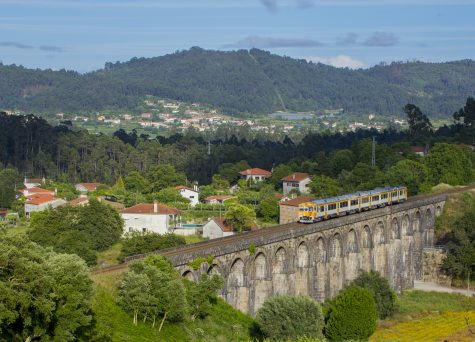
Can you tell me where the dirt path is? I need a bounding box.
[414,281,475,297]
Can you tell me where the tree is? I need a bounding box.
[350,270,398,319]
[424,143,475,185]
[119,232,186,263]
[404,103,433,137]
[224,204,256,232]
[146,164,187,192]
[255,295,325,341]
[117,271,152,325]
[218,160,250,182]
[324,286,377,341]
[268,164,293,188]
[0,235,93,341]
[156,187,190,204]
[0,168,22,208]
[309,174,340,198]
[258,196,279,222]
[386,159,431,195]
[184,275,224,320]
[329,149,355,177]
[453,96,475,127]
[125,171,149,194]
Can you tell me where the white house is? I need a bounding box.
[281,172,311,195]
[24,195,67,218]
[204,195,236,205]
[175,186,199,207]
[120,200,180,235]
[202,218,236,240]
[239,168,272,183]
[75,183,99,194]
[24,177,45,189]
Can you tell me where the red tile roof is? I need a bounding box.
[274,193,284,199]
[211,217,258,232]
[410,146,426,153]
[281,172,310,182]
[25,194,56,205]
[121,203,180,215]
[25,178,44,184]
[205,195,235,202]
[239,168,272,176]
[279,195,315,207]
[175,185,198,192]
[68,197,89,206]
[77,183,99,191]
[20,187,54,195]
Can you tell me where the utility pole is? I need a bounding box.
[371,136,376,167]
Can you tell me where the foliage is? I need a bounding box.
[255,295,325,341]
[28,199,123,265]
[350,270,398,319]
[324,286,377,341]
[184,274,225,320]
[125,171,149,193]
[0,168,22,208]
[43,180,80,201]
[156,187,190,204]
[404,103,433,137]
[0,235,94,341]
[224,204,256,232]
[329,149,355,177]
[218,160,250,182]
[248,243,256,256]
[386,159,431,195]
[119,232,186,262]
[188,255,215,271]
[424,143,475,185]
[309,174,340,198]
[268,164,294,188]
[258,196,279,222]
[453,96,475,127]
[146,164,187,192]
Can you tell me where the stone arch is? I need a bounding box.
[413,211,424,280]
[295,242,310,295]
[345,229,360,283]
[414,211,422,232]
[436,205,443,217]
[314,237,326,301]
[207,264,222,276]
[272,247,292,295]
[391,217,401,240]
[329,233,344,297]
[182,270,196,281]
[424,208,433,246]
[425,208,433,228]
[252,252,271,313]
[226,258,248,313]
[402,214,411,236]
[361,225,373,272]
[373,221,388,277]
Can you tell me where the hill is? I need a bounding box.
[1,47,474,116]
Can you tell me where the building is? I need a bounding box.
[239,168,272,183]
[24,177,45,189]
[279,195,315,224]
[24,195,67,218]
[67,196,89,206]
[281,172,311,195]
[175,186,199,207]
[410,146,427,157]
[19,187,54,198]
[204,195,236,205]
[75,183,99,194]
[202,217,258,240]
[120,200,180,235]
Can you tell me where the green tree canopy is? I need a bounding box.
[258,196,279,222]
[309,174,340,198]
[119,232,186,262]
[125,171,150,194]
[256,295,325,341]
[404,103,433,138]
[155,187,190,204]
[146,164,187,192]
[0,168,22,208]
[268,164,293,188]
[329,149,355,177]
[386,159,431,195]
[224,204,256,232]
[453,96,475,127]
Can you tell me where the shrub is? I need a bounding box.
[119,232,185,262]
[256,295,325,341]
[325,286,377,341]
[350,270,398,319]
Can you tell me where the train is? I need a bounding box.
[298,186,407,223]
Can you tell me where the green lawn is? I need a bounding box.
[397,290,475,315]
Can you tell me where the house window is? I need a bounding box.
[142,228,147,232]
[190,196,195,199]
[128,227,133,232]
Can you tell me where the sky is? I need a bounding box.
[1,0,474,72]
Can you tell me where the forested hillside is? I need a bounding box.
[1,47,474,116]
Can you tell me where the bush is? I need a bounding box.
[350,270,397,319]
[256,295,325,341]
[119,232,186,262]
[324,286,377,341]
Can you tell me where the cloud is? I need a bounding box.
[225,35,322,48]
[0,41,33,49]
[363,32,399,46]
[306,55,366,69]
[337,32,358,45]
[0,41,65,52]
[260,0,277,10]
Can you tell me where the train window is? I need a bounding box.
[392,192,397,197]
[319,206,325,212]
[350,199,358,206]
[362,197,369,204]
[381,193,388,199]
[400,190,404,195]
[340,201,348,208]
[328,203,337,210]
[372,195,379,201]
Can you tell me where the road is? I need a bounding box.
[414,280,475,297]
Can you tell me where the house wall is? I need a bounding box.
[203,220,234,240]
[25,199,67,217]
[279,205,299,224]
[283,178,311,195]
[121,213,170,235]
[179,189,199,207]
[75,184,89,193]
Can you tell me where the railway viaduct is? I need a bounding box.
[155,193,446,315]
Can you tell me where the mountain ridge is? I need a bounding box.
[1,47,474,116]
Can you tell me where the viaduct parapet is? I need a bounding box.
[157,194,446,315]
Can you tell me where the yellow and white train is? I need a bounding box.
[298,186,407,223]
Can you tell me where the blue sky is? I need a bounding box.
[1,0,474,71]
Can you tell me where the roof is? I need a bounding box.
[76,183,99,191]
[210,217,258,232]
[175,185,198,193]
[25,178,43,184]
[25,194,56,205]
[410,146,426,153]
[68,197,89,206]
[279,195,315,207]
[274,193,284,199]
[19,187,53,194]
[281,172,310,182]
[239,168,272,176]
[121,203,180,215]
[205,195,235,201]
